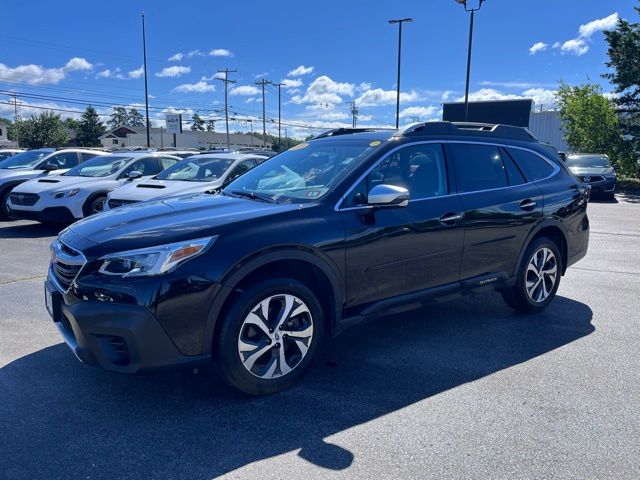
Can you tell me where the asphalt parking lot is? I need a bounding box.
[1,194,639,480]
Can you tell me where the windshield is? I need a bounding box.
[0,149,53,169]
[64,155,131,177]
[155,157,235,182]
[224,139,381,203]
[567,155,611,168]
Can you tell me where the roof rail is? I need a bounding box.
[313,127,394,140]
[399,121,538,142]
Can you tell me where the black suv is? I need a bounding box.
[45,122,590,395]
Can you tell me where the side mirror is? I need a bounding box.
[127,171,143,180]
[367,184,409,207]
[558,152,567,162]
[42,164,58,172]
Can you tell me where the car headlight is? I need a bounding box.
[98,236,217,277]
[51,189,80,199]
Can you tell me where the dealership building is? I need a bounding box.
[442,99,569,152]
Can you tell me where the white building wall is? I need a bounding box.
[529,110,569,152]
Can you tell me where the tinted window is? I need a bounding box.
[566,154,611,168]
[502,148,526,186]
[227,159,257,183]
[81,152,100,161]
[123,157,161,176]
[508,148,554,182]
[346,143,447,205]
[44,152,79,169]
[159,156,179,170]
[451,144,508,193]
[156,157,235,182]
[66,155,131,177]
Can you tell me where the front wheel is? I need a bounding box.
[0,189,12,219]
[502,237,562,313]
[86,195,107,216]
[215,277,324,395]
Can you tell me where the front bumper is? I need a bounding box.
[585,178,616,195]
[45,276,209,373]
[10,206,77,223]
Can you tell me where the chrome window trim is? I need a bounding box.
[335,140,561,211]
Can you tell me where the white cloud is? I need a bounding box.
[529,42,548,55]
[559,39,589,56]
[479,81,555,89]
[456,88,522,102]
[209,48,232,57]
[0,57,93,85]
[168,53,184,62]
[356,88,420,107]
[318,112,349,120]
[187,49,204,58]
[156,65,191,78]
[231,85,260,96]
[292,75,354,107]
[128,65,145,79]
[173,81,216,93]
[579,13,619,38]
[358,82,372,92]
[455,88,558,109]
[399,106,438,119]
[288,65,314,77]
[522,88,557,108]
[96,68,122,79]
[441,90,454,101]
[245,97,256,103]
[281,78,303,89]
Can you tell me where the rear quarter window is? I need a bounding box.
[507,148,554,182]
[450,143,509,193]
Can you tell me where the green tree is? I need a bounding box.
[15,111,69,148]
[603,2,640,174]
[107,106,129,129]
[128,108,145,127]
[556,82,627,166]
[75,106,106,147]
[206,119,215,132]
[63,117,80,131]
[191,114,205,131]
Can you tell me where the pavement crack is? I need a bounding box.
[572,266,640,277]
[0,275,46,285]
[591,231,640,238]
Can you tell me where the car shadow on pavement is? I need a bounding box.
[0,293,593,479]
[0,221,65,239]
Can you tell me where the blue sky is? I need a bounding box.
[0,0,636,138]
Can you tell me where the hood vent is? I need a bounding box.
[137,184,165,189]
[38,179,60,183]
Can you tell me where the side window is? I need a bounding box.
[501,148,526,186]
[159,157,178,170]
[45,152,80,168]
[507,148,554,182]
[345,143,447,206]
[81,152,99,162]
[450,144,508,193]
[123,158,159,176]
[112,139,118,145]
[227,159,257,183]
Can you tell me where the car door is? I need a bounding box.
[448,142,544,281]
[339,142,465,307]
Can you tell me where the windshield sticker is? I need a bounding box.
[369,140,381,147]
[306,190,321,198]
[289,143,309,151]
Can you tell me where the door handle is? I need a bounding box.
[440,212,463,224]
[519,199,536,211]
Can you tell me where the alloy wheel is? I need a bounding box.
[525,247,558,303]
[237,293,314,379]
[92,198,106,214]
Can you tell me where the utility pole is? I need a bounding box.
[216,68,237,149]
[255,78,269,141]
[11,94,19,148]
[348,101,359,128]
[141,12,151,148]
[270,82,284,150]
[388,18,413,129]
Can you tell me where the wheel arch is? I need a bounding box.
[201,247,343,356]
[82,190,111,216]
[517,219,569,276]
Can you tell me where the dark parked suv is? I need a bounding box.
[45,122,590,394]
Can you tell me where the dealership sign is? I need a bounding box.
[166,114,183,134]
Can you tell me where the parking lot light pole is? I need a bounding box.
[141,12,150,148]
[454,0,486,122]
[388,18,413,129]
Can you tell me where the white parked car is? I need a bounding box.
[105,153,267,210]
[0,149,26,161]
[0,148,106,218]
[7,151,180,223]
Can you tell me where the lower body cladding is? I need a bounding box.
[44,272,216,374]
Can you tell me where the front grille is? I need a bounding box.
[10,192,40,206]
[580,175,605,183]
[50,240,85,291]
[108,199,138,209]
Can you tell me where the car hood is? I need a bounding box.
[110,178,220,202]
[568,166,614,176]
[13,175,115,194]
[66,193,300,255]
[0,168,64,183]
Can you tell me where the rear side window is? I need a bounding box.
[81,152,99,161]
[159,156,179,170]
[45,152,80,168]
[507,148,554,182]
[450,143,508,193]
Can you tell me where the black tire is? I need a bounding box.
[501,236,562,313]
[605,192,616,201]
[215,277,324,395]
[0,189,11,219]
[85,195,107,216]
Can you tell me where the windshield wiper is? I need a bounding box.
[229,190,277,203]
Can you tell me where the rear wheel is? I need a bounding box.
[215,277,324,395]
[502,237,562,313]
